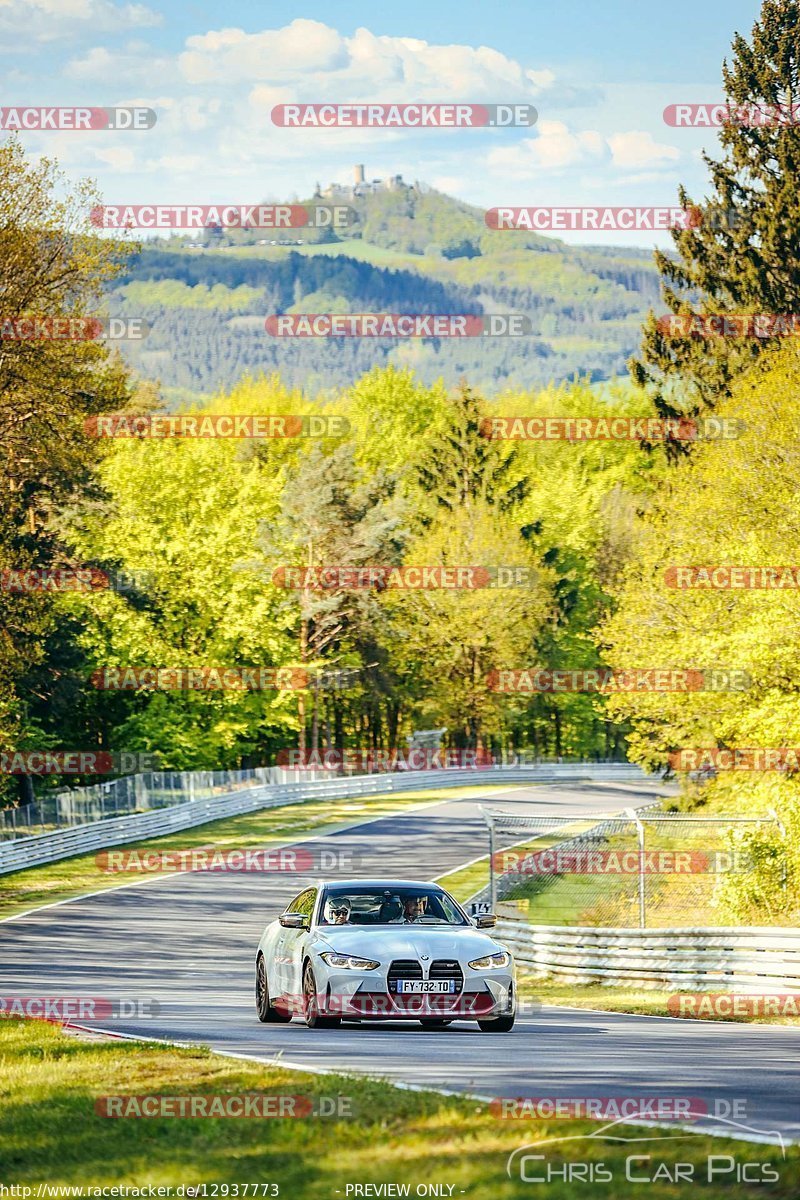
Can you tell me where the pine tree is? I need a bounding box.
[631,0,800,429]
[416,384,527,513]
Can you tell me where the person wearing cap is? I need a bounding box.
[327,897,352,924]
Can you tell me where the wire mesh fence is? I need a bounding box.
[0,767,287,840]
[0,757,638,841]
[478,806,783,928]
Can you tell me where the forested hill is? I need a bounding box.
[110,183,663,400]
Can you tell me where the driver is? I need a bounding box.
[327,897,352,925]
[393,895,426,924]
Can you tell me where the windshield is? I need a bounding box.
[319,886,468,927]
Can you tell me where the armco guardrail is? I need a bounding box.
[495,916,800,991]
[0,762,648,875]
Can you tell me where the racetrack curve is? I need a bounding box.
[2,779,799,1144]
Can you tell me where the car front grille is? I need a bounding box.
[429,959,464,992]
[387,960,423,992]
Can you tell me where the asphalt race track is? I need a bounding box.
[2,780,799,1144]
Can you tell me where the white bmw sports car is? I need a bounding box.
[255,879,516,1031]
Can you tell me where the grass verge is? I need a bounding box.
[1,1017,797,1197]
[521,979,800,1025]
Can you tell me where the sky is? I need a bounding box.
[1,0,763,247]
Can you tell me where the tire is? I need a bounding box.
[477,1013,515,1032]
[419,1019,453,1029]
[302,961,341,1029]
[256,953,291,1024]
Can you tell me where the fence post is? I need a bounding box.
[626,807,646,929]
[488,817,497,912]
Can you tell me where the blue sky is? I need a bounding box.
[1,0,762,246]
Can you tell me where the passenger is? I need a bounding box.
[327,898,352,925]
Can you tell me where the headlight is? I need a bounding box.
[468,950,510,970]
[320,952,380,970]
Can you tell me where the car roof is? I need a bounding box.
[317,879,443,889]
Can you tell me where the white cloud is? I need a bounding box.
[430,175,468,195]
[93,144,136,169]
[177,20,559,102]
[488,120,607,177]
[0,0,161,42]
[179,20,348,84]
[486,122,681,179]
[608,130,680,169]
[65,43,171,83]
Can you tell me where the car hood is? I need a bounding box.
[313,924,506,963]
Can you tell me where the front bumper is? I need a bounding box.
[316,966,515,1021]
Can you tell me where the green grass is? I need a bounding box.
[207,240,420,270]
[0,784,517,921]
[435,826,596,903]
[490,791,785,928]
[521,979,800,1026]
[1,1018,797,1196]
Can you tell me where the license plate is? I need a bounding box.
[395,980,455,994]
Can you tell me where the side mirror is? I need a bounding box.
[279,912,309,929]
[475,914,497,928]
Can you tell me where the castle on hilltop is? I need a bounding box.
[314,165,415,201]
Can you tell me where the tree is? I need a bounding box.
[387,502,552,751]
[257,442,407,755]
[66,376,307,770]
[601,344,800,917]
[0,138,132,802]
[631,0,800,428]
[415,383,527,515]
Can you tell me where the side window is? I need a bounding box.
[286,887,317,918]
